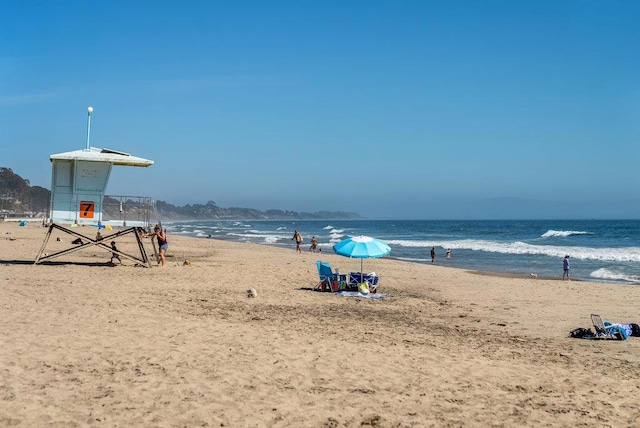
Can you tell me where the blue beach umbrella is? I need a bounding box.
[332,236,391,283]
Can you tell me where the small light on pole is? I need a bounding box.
[86,106,94,149]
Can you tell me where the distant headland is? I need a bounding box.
[0,167,363,221]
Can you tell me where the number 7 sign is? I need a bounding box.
[79,201,95,218]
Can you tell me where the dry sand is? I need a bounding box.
[1,222,639,427]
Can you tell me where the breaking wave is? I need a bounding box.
[541,230,592,238]
[385,239,640,263]
[590,268,640,284]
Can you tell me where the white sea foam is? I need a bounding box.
[277,227,287,230]
[229,222,251,228]
[541,230,592,238]
[227,232,288,239]
[385,239,640,263]
[323,225,333,230]
[171,230,191,234]
[590,268,640,284]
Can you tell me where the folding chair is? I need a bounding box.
[591,314,622,340]
[315,261,337,292]
[347,272,379,293]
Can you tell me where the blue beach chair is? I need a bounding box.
[315,261,338,292]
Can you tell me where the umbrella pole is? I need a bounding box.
[361,259,364,284]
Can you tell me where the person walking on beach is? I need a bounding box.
[563,255,571,281]
[292,230,303,253]
[147,224,168,267]
[110,241,122,265]
[309,236,318,253]
[431,247,436,263]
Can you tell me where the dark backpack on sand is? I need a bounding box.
[569,327,595,339]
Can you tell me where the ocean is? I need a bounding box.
[164,219,640,285]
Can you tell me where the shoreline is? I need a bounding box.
[467,270,571,281]
[169,218,634,285]
[1,222,639,426]
[194,234,584,284]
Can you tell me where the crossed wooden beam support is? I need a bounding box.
[35,223,152,268]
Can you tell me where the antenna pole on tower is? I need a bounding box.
[86,106,94,149]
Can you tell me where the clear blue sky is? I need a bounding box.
[2,1,639,219]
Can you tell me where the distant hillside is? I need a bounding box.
[155,200,362,220]
[0,167,50,214]
[0,167,363,220]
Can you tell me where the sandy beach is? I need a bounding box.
[1,222,640,427]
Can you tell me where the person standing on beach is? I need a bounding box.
[431,247,436,263]
[291,230,303,253]
[147,224,168,267]
[563,255,570,281]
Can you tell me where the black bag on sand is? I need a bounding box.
[630,323,640,337]
[569,327,595,339]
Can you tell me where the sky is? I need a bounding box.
[1,1,639,219]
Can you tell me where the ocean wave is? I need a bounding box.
[590,268,640,284]
[541,230,592,238]
[385,239,640,263]
[323,225,333,230]
[169,229,191,234]
[226,232,289,242]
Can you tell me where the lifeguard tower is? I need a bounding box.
[35,107,156,267]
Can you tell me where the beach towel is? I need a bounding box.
[603,322,631,340]
[335,291,386,299]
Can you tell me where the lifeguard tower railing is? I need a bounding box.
[100,195,156,229]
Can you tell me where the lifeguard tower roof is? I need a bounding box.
[50,147,154,167]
